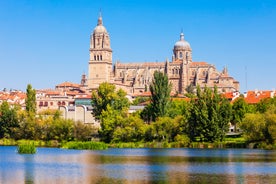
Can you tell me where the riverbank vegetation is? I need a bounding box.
[17,140,36,154]
[62,141,108,150]
[91,72,276,149]
[1,78,276,150]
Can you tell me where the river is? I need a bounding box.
[0,146,276,183]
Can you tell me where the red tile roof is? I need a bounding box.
[244,90,273,104]
[56,82,80,88]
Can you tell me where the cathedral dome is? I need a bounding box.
[174,33,191,50]
[94,25,107,33]
[93,15,107,33]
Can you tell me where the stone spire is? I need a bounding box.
[222,66,228,75]
[180,32,184,41]
[97,12,103,26]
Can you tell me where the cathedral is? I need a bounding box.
[88,15,239,94]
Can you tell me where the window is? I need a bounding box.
[179,52,183,58]
[94,55,96,60]
[100,55,102,60]
[97,55,99,60]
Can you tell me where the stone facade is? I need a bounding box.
[88,15,112,89]
[88,15,239,94]
[59,105,99,126]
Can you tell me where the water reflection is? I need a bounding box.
[23,155,35,184]
[1,146,276,183]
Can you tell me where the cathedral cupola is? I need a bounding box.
[173,32,192,62]
[93,14,107,34]
[174,33,191,50]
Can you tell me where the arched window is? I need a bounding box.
[172,69,175,74]
[94,55,96,60]
[97,55,99,60]
[179,52,183,58]
[100,55,102,60]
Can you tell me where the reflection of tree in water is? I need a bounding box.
[23,155,35,184]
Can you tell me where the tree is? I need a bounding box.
[166,100,191,119]
[240,113,266,142]
[188,86,231,142]
[25,84,36,117]
[231,97,248,131]
[264,109,276,144]
[218,97,232,141]
[112,113,146,143]
[98,105,124,143]
[148,71,172,121]
[74,122,97,141]
[0,101,19,138]
[240,106,276,144]
[91,82,129,119]
[185,84,196,97]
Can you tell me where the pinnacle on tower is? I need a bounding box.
[180,32,184,41]
[97,11,103,26]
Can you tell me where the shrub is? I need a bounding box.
[17,143,36,154]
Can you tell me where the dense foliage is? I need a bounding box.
[0,101,19,138]
[25,84,36,118]
[91,82,130,119]
[188,86,231,142]
[0,105,97,142]
[240,100,276,144]
[148,71,172,121]
[1,81,276,148]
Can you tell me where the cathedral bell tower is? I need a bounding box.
[88,14,113,89]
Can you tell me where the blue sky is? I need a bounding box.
[0,0,275,93]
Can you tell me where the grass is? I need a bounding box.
[62,141,108,150]
[17,142,36,154]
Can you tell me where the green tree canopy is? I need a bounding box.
[148,71,172,121]
[25,84,36,118]
[91,82,130,119]
[240,106,276,144]
[188,86,231,142]
[231,97,249,131]
[0,101,19,138]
